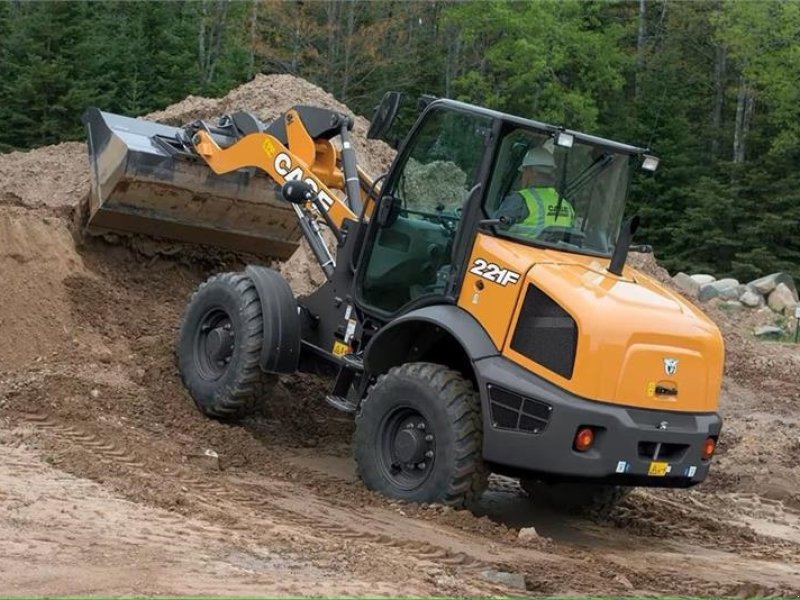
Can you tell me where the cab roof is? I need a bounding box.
[428,98,647,156]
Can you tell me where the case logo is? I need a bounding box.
[663,357,679,376]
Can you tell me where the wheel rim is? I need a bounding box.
[193,307,235,381]
[377,406,436,491]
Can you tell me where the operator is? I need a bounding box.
[495,146,575,236]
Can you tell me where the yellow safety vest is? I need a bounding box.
[518,187,575,229]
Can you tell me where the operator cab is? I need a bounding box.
[358,94,657,317]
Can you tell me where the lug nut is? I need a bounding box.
[425,450,434,458]
[417,422,426,430]
[425,434,433,442]
[417,462,426,469]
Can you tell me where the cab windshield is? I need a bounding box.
[485,128,633,257]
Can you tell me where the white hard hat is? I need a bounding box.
[519,146,555,171]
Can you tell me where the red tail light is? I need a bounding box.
[574,427,595,452]
[702,437,717,460]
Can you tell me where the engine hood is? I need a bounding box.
[457,234,724,413]
[504,257,724,412]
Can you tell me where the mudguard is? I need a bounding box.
[245,265,301,373]
[363,304,499,375]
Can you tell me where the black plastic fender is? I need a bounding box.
[244,265,300,373]
[363,305,499,376]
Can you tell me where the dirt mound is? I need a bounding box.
[148,73,395,180]
[0,142,88,213]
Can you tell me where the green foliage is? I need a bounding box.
[0,0,250,150]
[445,1,629,130]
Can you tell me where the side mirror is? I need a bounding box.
[281,180,316,204]
[367,91,402,141]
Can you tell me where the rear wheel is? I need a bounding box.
[520,479,630,517]
[354,363,487,507]
[178,272,276,419]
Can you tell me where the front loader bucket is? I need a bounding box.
[81,108,301,259]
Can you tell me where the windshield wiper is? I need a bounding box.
[564,153,614,198]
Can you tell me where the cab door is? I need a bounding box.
[356,105,494,315]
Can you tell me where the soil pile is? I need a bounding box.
[147,73,395,180]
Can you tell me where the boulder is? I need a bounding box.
[768,283,799,315]
[698,284,719,302]
[699,278,739,302]
[754,325,784,339]
[739,288,764,308]
[713,278,741,301]
[672,272,700,297]
[690,274,716,286]
[480,569,526,590]
[749,272,798,300]
[517,526,540,543]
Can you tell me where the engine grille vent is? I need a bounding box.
[488,385,551,434]
[510,284,578,379]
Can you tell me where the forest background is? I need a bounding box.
[1,0,798,280]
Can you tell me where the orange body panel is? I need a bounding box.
[194,129,358,229]
[458,233,724,413]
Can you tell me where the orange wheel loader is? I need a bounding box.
[82,92,723,513]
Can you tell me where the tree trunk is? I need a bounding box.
[248,0,258,78]
[341,0,355,102]
[733,75,755,165]
[710,42,726,157]
[635,0,646,99]
[325,0,340,89]
[198,0,207,86]
[445,22,460,98]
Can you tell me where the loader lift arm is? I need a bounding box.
[81,105,379,267]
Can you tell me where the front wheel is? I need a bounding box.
[520,479,630,517]
[177,272,277,419]
[354,363,488,507]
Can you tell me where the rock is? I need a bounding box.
[613,574,635,590]
[698,284,719,302]
[480,569,526,590]
[672,272,699,297]
[768,283,798,315]
[711,278,741,300]
[739,288,764,308]
[749,272,798,299]
[722,300,743,309]
[187,448,220,471]
[690,274,716,286]
[517,526,540,543]
[754,325,784,339]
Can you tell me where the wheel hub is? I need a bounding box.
[206,327,233,362]
[378,408,436,491]
[394,427,426,463]
[194,308,234,380]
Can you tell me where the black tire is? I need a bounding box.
[177,271,277,419]
[354,362,488,507]
[520,479,630,517]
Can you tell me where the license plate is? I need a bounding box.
[648,461,669,476]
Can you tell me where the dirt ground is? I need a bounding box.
[1,76,800,596]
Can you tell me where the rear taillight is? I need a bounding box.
[573,427,595,452]
[702,437,717,460]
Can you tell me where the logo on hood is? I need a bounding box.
[663,357,679,376]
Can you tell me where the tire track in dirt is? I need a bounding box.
[12,410,518,594]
